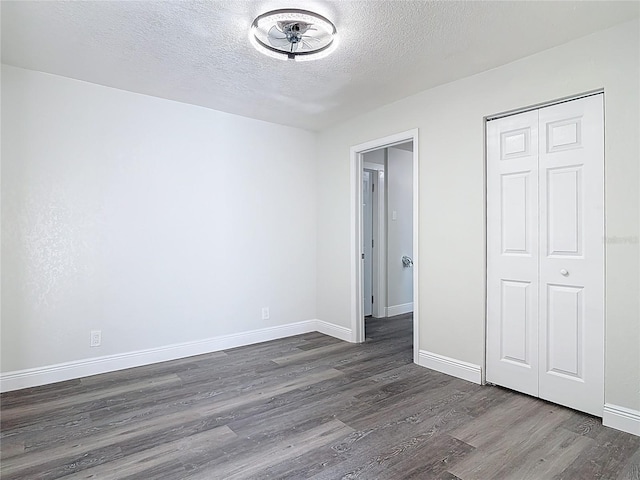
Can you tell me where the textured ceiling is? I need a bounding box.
[2,1,638,131]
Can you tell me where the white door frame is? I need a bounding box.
[350,129,419,363]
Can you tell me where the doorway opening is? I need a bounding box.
[350,129,419,363]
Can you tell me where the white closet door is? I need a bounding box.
[538,95,604,416]
[486,110,540,397]
[487,94,604,417]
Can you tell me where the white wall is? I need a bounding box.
[316,20,640,413]
[1,65,317,375]
[386,147,413,314]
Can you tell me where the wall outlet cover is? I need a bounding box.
[90,330,102,347]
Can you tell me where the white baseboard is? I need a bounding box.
[417,349,482,385]
[603,404,640,436]
[386,302,413,317]
[316,319,354,342]
[1,320,324,393]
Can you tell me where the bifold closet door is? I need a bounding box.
[486,94,604,417]
[537,95,604,416]
[486,110,540,397]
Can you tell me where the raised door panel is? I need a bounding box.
[546,284,584,379]
[546,166,583,257]
[501,172,532,256]
[501,127,533,160]
[500,280,532,366]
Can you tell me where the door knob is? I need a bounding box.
[560,269,569,276]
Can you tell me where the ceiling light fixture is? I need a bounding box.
[250,9,337,61]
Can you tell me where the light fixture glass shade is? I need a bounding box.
[251,9,337,61]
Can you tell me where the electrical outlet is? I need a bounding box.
[90,330,102,347]
[261,307,270,320]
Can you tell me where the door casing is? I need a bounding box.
[350,129,419,362]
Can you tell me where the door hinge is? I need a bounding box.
[372,239,374,248]
[372,183,375,192]
[362,253,365,260]
[372,295,374,304]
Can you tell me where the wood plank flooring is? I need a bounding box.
[2,314,639,479]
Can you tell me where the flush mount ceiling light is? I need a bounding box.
[250,9,337,61]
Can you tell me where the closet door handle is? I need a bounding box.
[560,269,569,276]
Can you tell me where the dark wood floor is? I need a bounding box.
[1,314,639,479]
